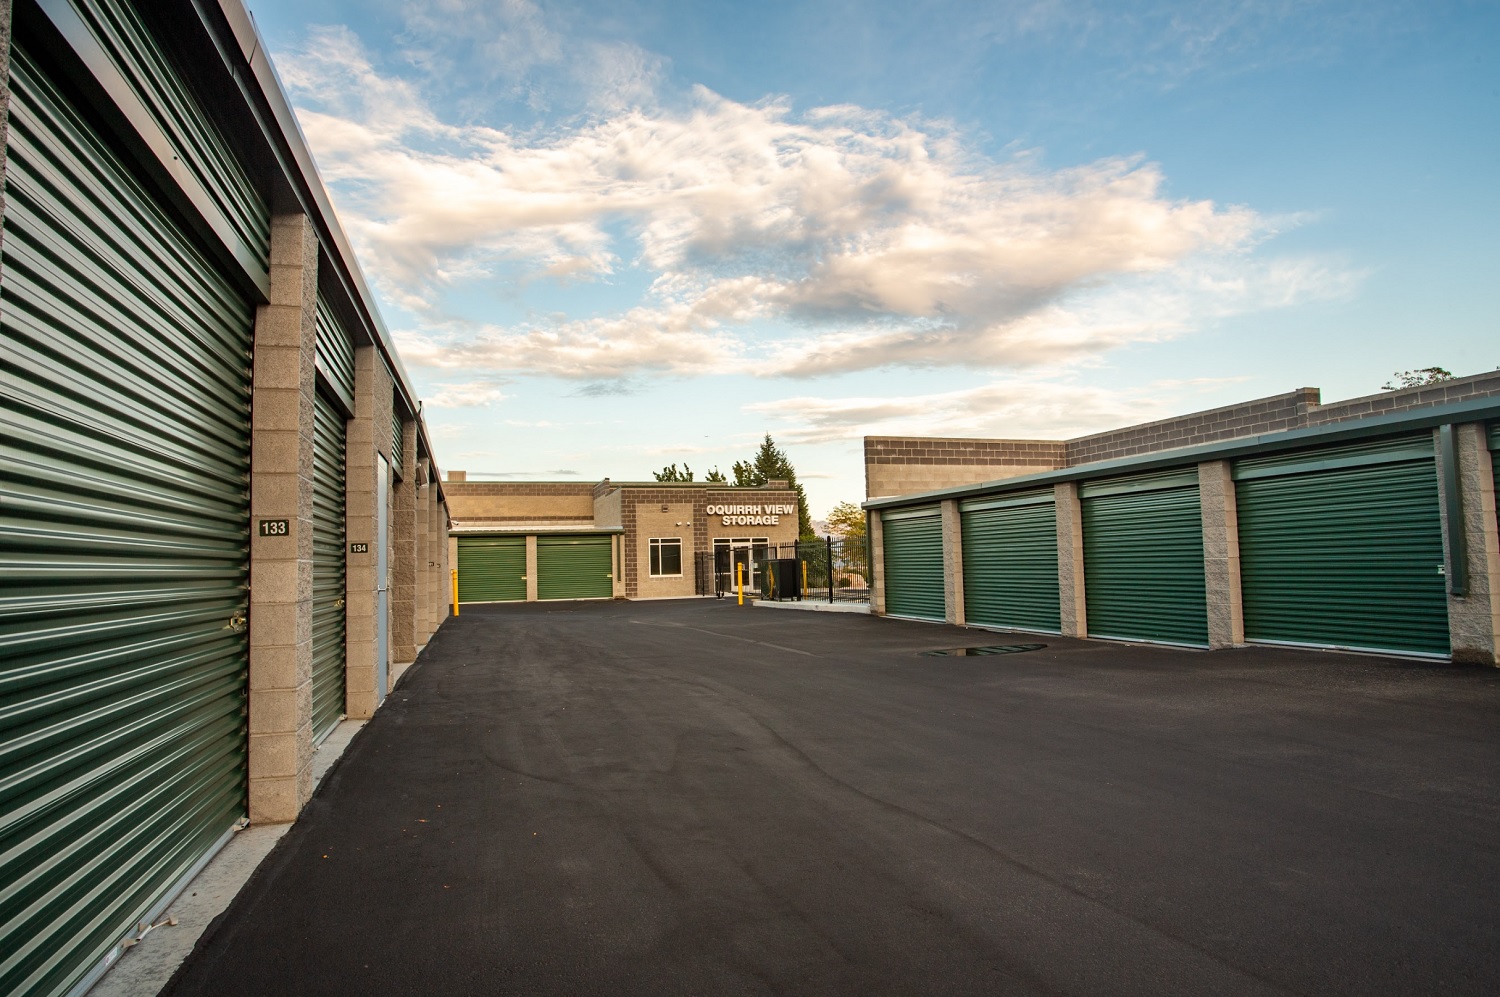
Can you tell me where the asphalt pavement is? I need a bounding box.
[163,599,1500,996]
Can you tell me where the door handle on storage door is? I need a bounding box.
[224,611,247,633]
[334,597,345,609]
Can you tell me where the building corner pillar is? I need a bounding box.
[1055,482,1086,638]
[247,213,318,824]
[1440,423,1500,665]
[941,499,964,625]
[1199,460,1245,650]
[869,510,886,615]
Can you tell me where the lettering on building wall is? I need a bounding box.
[705,504,796,526]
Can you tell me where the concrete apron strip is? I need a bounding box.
[751,600,871,614]
[85,718,368,997]
[629,619,816,656]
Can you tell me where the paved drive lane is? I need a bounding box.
[165,600,1500,996]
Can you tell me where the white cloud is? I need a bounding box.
[281,31,1353,381]
[426,380,508,407]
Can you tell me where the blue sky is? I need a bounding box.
[248,0,1498,518]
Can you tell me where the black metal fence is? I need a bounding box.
[693,537,870,603]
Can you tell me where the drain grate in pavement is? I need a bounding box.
[920,643,1047,657]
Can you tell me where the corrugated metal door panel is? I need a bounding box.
[882,510,945,621]
[311,391,347,742]
[1082,482,1208,646]
[456,537,526,603]
[537,536,614,600]
[1232,433,1434,481]
[1236,449,1449,657]
[73,0,270,270]
[961,494,1060,633]
[0,47,251,997]
[314,294,354,412]
[1490,424,1499,500]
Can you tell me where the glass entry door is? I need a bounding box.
[715,537,770,594]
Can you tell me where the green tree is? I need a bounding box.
[825,500,869,582]
[826,501,866,542]
[1382,367,1453,390]
[653,462,694,482]
[704,466,727,483]
[729,434,814,539]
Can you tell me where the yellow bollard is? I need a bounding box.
[451,568,459,616]
[802,560,808,591]
[737,562,744,606]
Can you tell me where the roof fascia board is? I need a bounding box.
[864,396,1500,510]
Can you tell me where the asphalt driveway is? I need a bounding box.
[164,599,1500,996]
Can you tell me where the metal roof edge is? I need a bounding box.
[863,397,1500,511]
[204,0,421,420]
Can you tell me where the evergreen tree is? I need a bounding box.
[729,435,814,539]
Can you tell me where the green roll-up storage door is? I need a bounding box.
[1081,470,1208,646]
[457,537,527,603]
[882,507,945,621]
[961,492,1060,632]
[1491,423,1500,512]
[537,535,614,600]
[312,391,347,742]
[1234,434,1448,656]
[1,47,255,997]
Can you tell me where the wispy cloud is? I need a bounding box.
[426,379,509,407]
[282,29,1354,381]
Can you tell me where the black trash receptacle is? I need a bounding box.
[759,558,803,600]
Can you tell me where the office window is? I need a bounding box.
[649,537,682,576]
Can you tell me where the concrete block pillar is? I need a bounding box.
[414,458,430,646]
[525,535,539,602]
[390,414,419,666]
[1198,460,1245,650]
[942,499,964,625]
[1055,482,1086,638]
[425,480,440,634]
[247,213,318,824]
[869,511,886,615]
[1438,423,1500,665]
[345,348,393,719]
[438,503,451,620]
[611,534,625,599]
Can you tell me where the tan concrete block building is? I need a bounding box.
[864,372,1500,665]
[0,5,453,992]
[444,476,799,601]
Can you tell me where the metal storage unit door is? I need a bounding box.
[537,536,614,600]
[1081,470,1208,646]
[311,391,348,742]
[961,491,1060,632]
[1491,423,1500,519]
[881,507,945,621]
[456,537,527,603]
[0,48,257,997]
[1234,434,1448,656]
